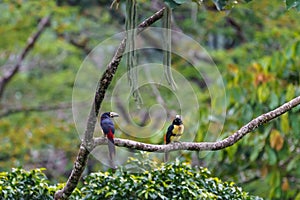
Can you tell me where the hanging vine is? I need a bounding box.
[126,0,143,107]
[162,6,177,90]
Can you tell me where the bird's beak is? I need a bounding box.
[110,112,119,118]
[175,114,181,119]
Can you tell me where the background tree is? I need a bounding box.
[0,0,300,199]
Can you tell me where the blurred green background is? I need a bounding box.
[0,0,300,199]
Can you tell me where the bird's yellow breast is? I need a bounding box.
[170,124,184,142]
[173,124,184,134]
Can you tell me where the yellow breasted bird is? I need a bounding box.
[164,115,184,161]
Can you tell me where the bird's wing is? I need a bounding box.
[165,125,174,144]
[101,118,115,134]
[167,124,174,133]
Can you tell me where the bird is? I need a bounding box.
[164,115,184,162]
[100,111,119,167]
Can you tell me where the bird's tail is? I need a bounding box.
[106,131,116,169]
[108,138,115,158]
[164,152,169,162]
[164,135,169,162]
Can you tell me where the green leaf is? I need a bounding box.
[269,170,280,188]
[295,192,300,200]
[212,0,227,10]
[287,155,300,172]
[163,0,181,8]
[226,143,238,161]
[269,92,279,109]
[286,0,300,10]
[257,84,270,103]
[266,146,277,165]
[280,113,290,134]
[192,0,202,6]
[250,142,265,162]
[295,41,300,55]
[174,0,187,4]
[285,45,295,59]
[291,118,300,139]
[286,84,295,101]
[241,104,253,122]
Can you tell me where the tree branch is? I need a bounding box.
[0,15,51,99]
[0,102,71,118]
[93,96,300,152]
[54,7,165,200]
[54,145,90,199]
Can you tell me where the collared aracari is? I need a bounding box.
[100,112,119,166]
[164,115,184,162]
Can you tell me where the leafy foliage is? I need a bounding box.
[0,168,55,199]
[1,0,300,199]
[0,155,263,200]
[80,154,262,200]
[286,0,300,11]
[0,168,83,200]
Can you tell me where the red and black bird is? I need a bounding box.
[100,112,119,164]
[164,115,184,161]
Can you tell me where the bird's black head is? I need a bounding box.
[172,115,183,125]
[101,112,119,119]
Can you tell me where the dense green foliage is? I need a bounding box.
[80,155,262,200]
[0,168,56,199]
[1,0,300,199]
[0,156,262,200]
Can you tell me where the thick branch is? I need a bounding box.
[0,102,71,118]
[94,96,300,152]
[54,145,90,200]
[54,8,165,200]
[0,15,51,99]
